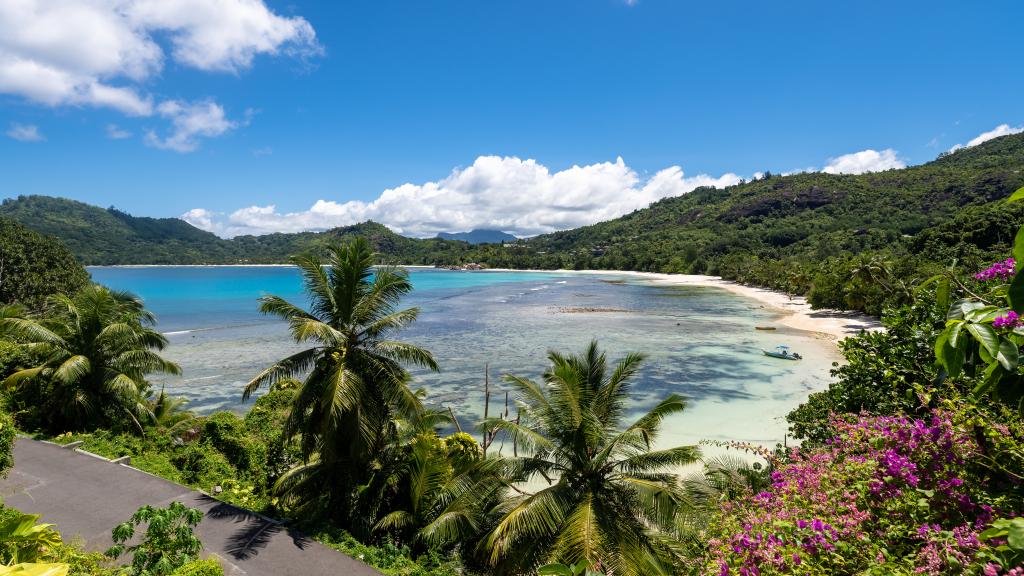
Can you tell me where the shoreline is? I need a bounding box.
[89,264,881,344]
[585,271,882,343]
[490,269,883,343]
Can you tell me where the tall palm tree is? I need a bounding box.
[1,286,180,432]
[243,237,438,530]
[481,342,698,576]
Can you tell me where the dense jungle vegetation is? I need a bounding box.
[0,217,1022,574]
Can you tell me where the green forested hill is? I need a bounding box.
[0,196,235,264]
[464,133,1024,271]
[0,196,476,265]
[4,133,1024,313]
[455,133,1024,312]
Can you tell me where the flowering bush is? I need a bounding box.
[975,258,1017,282]
[701,411,1021,575]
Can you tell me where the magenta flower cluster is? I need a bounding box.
[975,258,1017,281]
[706,411,1017,575]
[993,311,1024,329]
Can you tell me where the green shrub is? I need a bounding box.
[201,412,265,476]
[170,558,224,576]
[315,529,460,576]
[0,341,33,381]
[107,502,203,576]
[0,403,14,478]
[170,444,236,491]
[0,217,90,310]
[786,299,947,444]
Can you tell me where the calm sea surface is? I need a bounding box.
[88,266,838,447]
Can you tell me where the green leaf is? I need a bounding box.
[1015,227,1024,272]
[936,278,951,311]
[979,342,994,364]
[973,363,1003,396]
[1007,186,1024,203]
[960,300,987,318]
[538,564,574,576]
[963,305,998,322]
[1009,271,1024,314]
[996,337,1020,372]
[935,329,965,378]
[967,323,1000,355]
[949,321,964,347]
[979,527,1005,541]
[947,299,972,321]
[916,274,943,291]
[1006,518,1024,550]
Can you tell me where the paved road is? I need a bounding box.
[0,439,382,576]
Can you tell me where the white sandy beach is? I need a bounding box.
[495,269,884,343]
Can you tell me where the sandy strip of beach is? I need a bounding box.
[488,269,884,343]
[600,272,882,341]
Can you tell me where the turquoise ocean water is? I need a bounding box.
[88,266,838,447]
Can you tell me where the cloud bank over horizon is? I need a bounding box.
[182,125,1019,238]
[182,143,918,239]
[183,156,744,238]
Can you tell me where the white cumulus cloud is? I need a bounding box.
[821,149,904,174]
[182,156,743,238]
[949,124,1024,152]
[6,123,44,142]
[0,0,320,149]
[145,100,237,152]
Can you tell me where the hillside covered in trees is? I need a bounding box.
[460,133,1024,313]
[0,196,476,265]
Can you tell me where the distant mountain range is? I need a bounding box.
[436,229,517,244]
[3,132,1024,273]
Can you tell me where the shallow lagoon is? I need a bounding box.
[88,266,839,449]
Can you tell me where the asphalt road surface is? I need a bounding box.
[0,438,382,576]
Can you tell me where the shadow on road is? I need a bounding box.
[199,496,313,561]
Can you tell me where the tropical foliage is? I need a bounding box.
[107,502,204,576]
[242,237,439,534]
[480,342,698,575]
[2,212,1024,576]
[0,218,88,310]
[1,285,180,432]
[0,504,220,576]
[0,512,62,565]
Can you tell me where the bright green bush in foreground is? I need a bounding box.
[169,559,223,576]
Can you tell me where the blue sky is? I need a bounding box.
[0,1,1021,237]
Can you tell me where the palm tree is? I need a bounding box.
[848,255,892,290]
[242,237,438,530]
[481,341,698,576]
[149,385,194,431]
[1,286,180,432]
[373,427,496,552]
